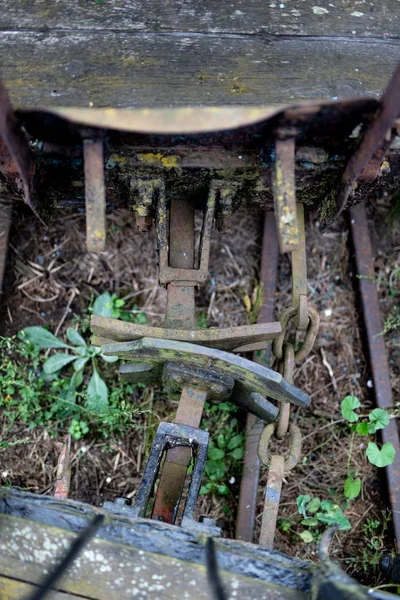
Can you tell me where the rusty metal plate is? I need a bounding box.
[102,337,311,410]
[91,315,281,351]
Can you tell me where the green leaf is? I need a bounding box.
[217,434,226,449]
[297,494,311,518]
[227,434,243,450]
[356,422,369,436]
[336,517,352,531]
[341,396,361,423]
[366,442,396,467]
[344,477,361,500]
[134,312,148,325]
[66,369,84,401]
[199,483,212,496]
[301,517,318,527]
[87,368,109,413]
[66,327,87,347]
[22,326,70,350]
[320,499,334,512]
[299,530,314,543]
[217,484,229,496]
[230,447,244,460]
[92,292,113,317]
[100,354,119,363]
[306,498,321,513]
[368,408,390,431]
[43,353,76,374]
[74,357,89,371]
[208,446,225,461]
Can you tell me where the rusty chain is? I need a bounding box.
[258,204,320,548]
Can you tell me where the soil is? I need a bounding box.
[0,196,399,588]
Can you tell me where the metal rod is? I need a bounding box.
[292,203,308,331]
[0,196,11,295]
[350,202,400,552]
[259,455,285,548]
[165,199,196,329]
[83,136,106,252]
[153,200,199,523]
[236,211,279,541]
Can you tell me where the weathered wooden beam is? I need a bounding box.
[0,576,83,600]
[1,32,399,108]
[0,514,306,599]
[1,0,399,38]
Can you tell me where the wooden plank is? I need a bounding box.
[0,514,305,599]
[1,32,399,108]
[1,0,399,38]
[0,575,83,600]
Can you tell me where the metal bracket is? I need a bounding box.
[129,422,219,533]
[104,336,311,414]
[156,181,216,286]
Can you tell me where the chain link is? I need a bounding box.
[272,304,320,362]
[258,252,320,547]
[276,342,295,440]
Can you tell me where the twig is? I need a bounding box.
[320,348,339,397]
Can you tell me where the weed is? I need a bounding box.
[20,325,118,414]
[341,396,395,500]
[0,292,148,439]
[383,306,400,335]
[296,495,351,543]
[200,401,244,506]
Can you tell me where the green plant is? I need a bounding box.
[296,495,351,543]
[383,306,400,335]
[68,419,89,440]
[340,396,396,500]
[200,402,244,502]
[21,326,118,414]
[93,291,148,324]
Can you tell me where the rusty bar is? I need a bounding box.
[151,386,207,523]
[273,136,299,254]
[0,196,11,295]
[54,438,71,499]
[350,202,400,552]
[165,199,195,329]
[83,136,106,252]
[259,455,285,548]
[153,199,199,523]
[336,63,400,218]
[0,80,35,213]
[236,211,279,542]
[292,203,308,331]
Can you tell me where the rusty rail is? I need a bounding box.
[350,202,400,552]
[236,212,279,541]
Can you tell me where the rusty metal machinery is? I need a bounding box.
[0,63,400,599]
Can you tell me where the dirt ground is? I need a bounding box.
[0,196,399,587]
